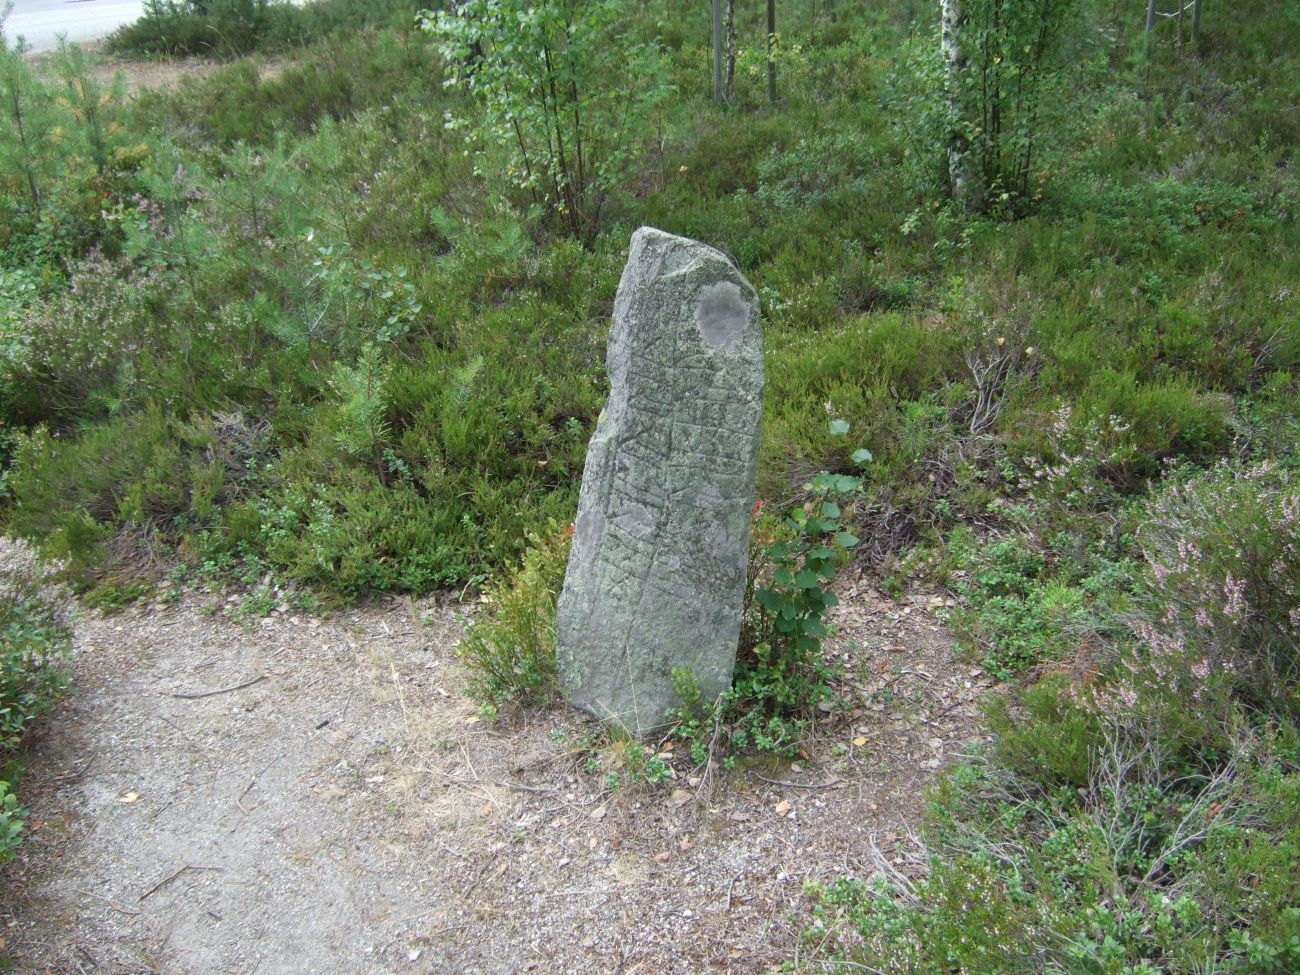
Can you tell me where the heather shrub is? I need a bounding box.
[1114,461,1300,725]
[11,255,175,421]
[812,720,1300,974]
[0,537,69,754]
[0,536,70,861]
[6,407,226,573]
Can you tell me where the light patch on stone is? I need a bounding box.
[693,281,750,349]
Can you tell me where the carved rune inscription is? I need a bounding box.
[556,227,764,735]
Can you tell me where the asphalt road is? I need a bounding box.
[3,0,146,53]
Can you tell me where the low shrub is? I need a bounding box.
[0,538,71,863]
[810,717,1300,974]
[10,255,176,422]
[6,407,226,574]
[105,0,424,60]
[0,538,69,754]
[945,527,1120,679]
[1116,460,1300,728]
[808,460,1300,974]
[134,30,441,151]
[0,778,24,863]
[455,524,571,710]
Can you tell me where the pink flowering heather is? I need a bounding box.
[1132,461,1300,717]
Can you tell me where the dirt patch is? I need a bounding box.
[2,576,992,974]
[29,45,283,96]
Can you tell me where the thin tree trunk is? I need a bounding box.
[724,0,736,102]
[1177,0,1184,44]
[766,0,777,103]
[990,0,1002,183]
[1145,0,1158,39]
[941,0,976,210]
[712,0,723,101]
[9,86,40,211]
[1192,0,1201,39]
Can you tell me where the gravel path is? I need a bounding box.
[2,579,991,974]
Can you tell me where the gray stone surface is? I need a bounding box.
[556,227,763,735]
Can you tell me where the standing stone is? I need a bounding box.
[556,227,763,735]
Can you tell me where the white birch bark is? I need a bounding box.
[712,0,723,101]
[942,0,975,209]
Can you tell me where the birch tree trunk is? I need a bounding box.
[712,0,723,101]
[767,0,778,103]
[725,0,736,102]
[941,0,976,209]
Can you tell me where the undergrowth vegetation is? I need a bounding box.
[104,0,426,60]
[0,540,70,862]
[0,0,1297,964]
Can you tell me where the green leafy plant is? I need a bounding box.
[0,777,25,862]
[421,0,671,241]
[672,422,865,758]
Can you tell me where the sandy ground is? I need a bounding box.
[26,43,279,96]
[1,573,991,975]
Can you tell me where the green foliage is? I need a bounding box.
[1121,460,1300,726]
[809,463,1300,973]
[0,29,59,216]
[0,541,69,754]
[670,423,865,758]
[134,31,441,151]
[329,343,392,477]
[940,0,1102,212]
[105,0,424,59]
[0,777,24,862]
[49,43,133,173]
[811,722,1300,974]
[0,539,70,862]
[455,524,571,708]
[422,0,671,241]
[730,457,861,751]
